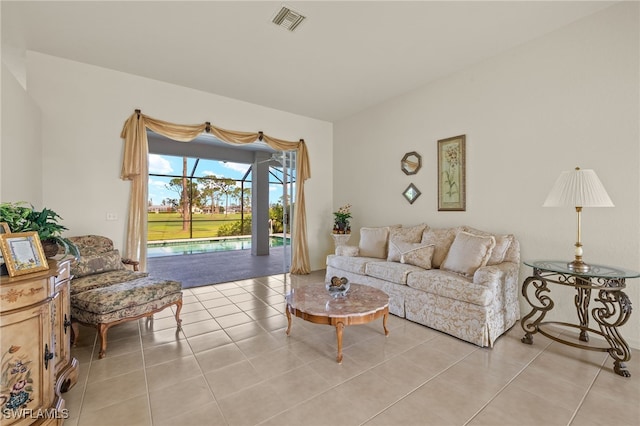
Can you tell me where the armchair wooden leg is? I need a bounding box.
[174,299,183,330]
[97,323,109,359]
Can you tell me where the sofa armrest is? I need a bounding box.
[121,258,140,271]
[473,262,519,288]
[336,245,360,256]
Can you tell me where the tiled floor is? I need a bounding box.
[63,270,640,426]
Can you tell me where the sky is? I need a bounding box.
[148,154,289,208]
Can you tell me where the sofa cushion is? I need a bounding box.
[441,231,496,277]
[420,227,460,268]
[463,226,514,265]
[406,269,493,306]
[365,261,423,285]
[359,227,390,259]
[326,254,375,275]
[71,249,126,278]
[401,244,435,270]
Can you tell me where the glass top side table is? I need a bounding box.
[521,260,639,377]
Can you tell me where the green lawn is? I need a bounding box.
[147,212,246,241]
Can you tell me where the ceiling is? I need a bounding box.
[1,1,616,122]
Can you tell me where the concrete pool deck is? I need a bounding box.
[147,245,288,289]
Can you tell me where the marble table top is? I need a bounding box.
[286,283,389,318]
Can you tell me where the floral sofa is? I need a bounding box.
[325,224,520,347]
[64,235,183,358]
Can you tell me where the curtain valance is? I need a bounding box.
[120,110,311,273]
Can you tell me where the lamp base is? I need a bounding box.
[567,260,591,273]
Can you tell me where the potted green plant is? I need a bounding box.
[0,202,80,259]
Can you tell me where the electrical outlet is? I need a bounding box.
[106,213,118,221]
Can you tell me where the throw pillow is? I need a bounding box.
[71,249,126,278]
[336,245,359,257]
[420,227,460,268]
[462,226,513,266]
[387,224,429,261]
[358,227,390,259]
[400,244,435,270]
[441,231,496,277]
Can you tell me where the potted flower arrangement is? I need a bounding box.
[0,202,79,259]
[333,204,352,234]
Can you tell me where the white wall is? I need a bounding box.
[24,52,334,271]
[334,3,640,348]
[1,63,42,204]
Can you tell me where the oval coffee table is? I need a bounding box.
[285,283,389,363]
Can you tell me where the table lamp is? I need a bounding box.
[543,167,614,273]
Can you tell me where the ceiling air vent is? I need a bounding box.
[272,6,306,32]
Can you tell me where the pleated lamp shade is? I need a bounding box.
[543,168,614,208]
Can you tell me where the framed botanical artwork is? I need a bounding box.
[0,231,49,277]
[437,134,466,211]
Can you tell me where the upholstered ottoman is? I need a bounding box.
[71,276,182,358]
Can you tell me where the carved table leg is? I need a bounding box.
[382,311,389,336]
[335,321,345,363]
[594,288,633,377]
[285,305,292,336]
[521,275,554,344]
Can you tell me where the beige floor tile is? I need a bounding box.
[468,383,574,426]
[220,286,248,296]
[77,394,151,426]
[209,303,242,317]
[224,321,269,342]
[215,311,253,328]
[255,313,289,332]
[87,350,144,383]
[228,292,258,303]
[179,309,214,324]
[195,342,248,373]
[142,340,194,367]
[266,364,332,406]
[149,375,216,421]
[235,332,283,358]
[91,335,141,360]
[194,290,225,302]
[140,326,185,348]
[176,300,205,313]
[217,381,289,425]
[248,346,305,379]
[201,296,233,309]
[80,369,147,413]
[234,298,268,311]
[245,305,280,320]
[204,359,263,398]
[180,318,221,338]
[145,355,202,392]
[187,329,233,353]
[153,401,226,426]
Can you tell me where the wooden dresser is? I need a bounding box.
[1,259,79,425]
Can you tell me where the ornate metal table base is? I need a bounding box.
[521,261,636,378]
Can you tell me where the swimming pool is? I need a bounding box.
[147,236,289,258]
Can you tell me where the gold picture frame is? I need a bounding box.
[0,231,49,277]
[437,135,466,211]
[0,222,9,275]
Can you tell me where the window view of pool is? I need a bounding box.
[147,236,289,258]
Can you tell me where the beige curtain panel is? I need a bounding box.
[120,110,311,273]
